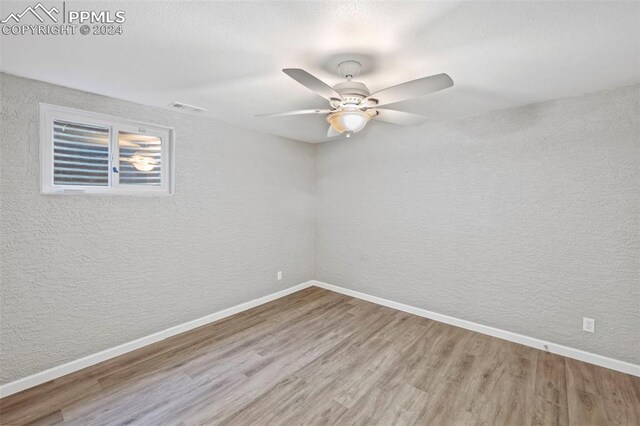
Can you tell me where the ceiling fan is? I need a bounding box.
[257,60,453,138]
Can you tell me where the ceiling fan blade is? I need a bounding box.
[283,68,342,102]
[372,109,429,126]
[327,125,341,138]
[255,109,332,118]
[365,73,453,107]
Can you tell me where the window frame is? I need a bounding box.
[40,103,175,195]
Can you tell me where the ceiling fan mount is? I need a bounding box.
[337,60,362,79]
[257,59,453,139]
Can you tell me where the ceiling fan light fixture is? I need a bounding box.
[326,107,370,134]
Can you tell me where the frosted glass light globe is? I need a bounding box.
[327,107,370,134]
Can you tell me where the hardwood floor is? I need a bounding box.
[1,287,638,425]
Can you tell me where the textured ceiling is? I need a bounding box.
[1,1,639,143]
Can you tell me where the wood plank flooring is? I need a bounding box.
[1,287,638,425]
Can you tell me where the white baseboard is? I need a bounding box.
[310,280,640,377]
[3,279,637,398]
[0,281,315,398]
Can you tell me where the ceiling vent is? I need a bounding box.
[170,101,206,113]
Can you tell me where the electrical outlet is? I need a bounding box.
[583,317,595,333]
[277,271,282,281]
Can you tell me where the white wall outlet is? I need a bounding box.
[583,317,595,333]
[277,271,282,281]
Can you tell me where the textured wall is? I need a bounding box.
[0,73,315,384]
[315,85,640,364]
[1,74,638,386]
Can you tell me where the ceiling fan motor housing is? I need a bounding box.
[333,81,370,105]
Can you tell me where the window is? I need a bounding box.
[40,104,175,195]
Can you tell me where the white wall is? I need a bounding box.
[2,74,638,386]
[0,73,315,384]
[315,85,640,365]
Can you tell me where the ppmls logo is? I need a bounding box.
[1,3,59,23]
[1,2,125,36]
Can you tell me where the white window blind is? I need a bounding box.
[40,104,174,195]
[53,120,110,186]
